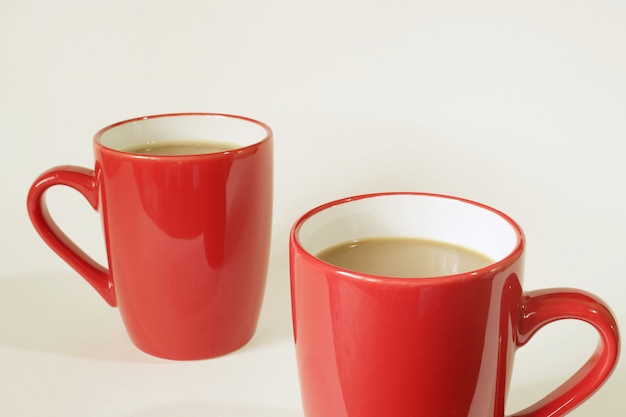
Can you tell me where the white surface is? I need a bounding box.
[1,1,624,416]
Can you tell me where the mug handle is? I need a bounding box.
[27,166,117,307]
[510,288,619,417]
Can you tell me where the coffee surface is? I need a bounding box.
[123,140,240,155]
[316,237,493,278]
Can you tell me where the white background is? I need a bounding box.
[1,0,624,416]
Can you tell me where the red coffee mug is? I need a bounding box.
[290,192,619,417]
[27,113,273,360]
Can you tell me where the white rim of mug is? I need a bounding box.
[93,113,272,158]
[291,192,525,283]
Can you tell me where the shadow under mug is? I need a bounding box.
[27,113,273,360]
[289,192,620,417]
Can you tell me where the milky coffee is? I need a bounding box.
[317,237,493,278]
[123,140,240,155]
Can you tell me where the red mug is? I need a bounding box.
[27,113,273,360]
[290,192,619,417]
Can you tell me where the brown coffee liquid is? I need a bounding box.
[123,140,240,155]
[317,237,493,278]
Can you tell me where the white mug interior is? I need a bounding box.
[97,114,270,151]
[296,193,521,268]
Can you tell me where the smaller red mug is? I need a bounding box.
[27,113,273,360]
[290,192,620,417]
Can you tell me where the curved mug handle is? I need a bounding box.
[511,289,619,417]
[27,166,116,307]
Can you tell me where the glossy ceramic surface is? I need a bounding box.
[290,192,619,417]
[27,113,273,360]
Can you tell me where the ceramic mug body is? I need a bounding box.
[289,192,619,417]
[28,113,273,360]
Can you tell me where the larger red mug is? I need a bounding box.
[27,113,273,360]
[290,192,619,417]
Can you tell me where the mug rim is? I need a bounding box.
[93,112,273,159]
[290,191,525,285]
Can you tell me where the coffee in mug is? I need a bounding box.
[290,192,619,417]
[123,139,240,155]
[317,237,493,278]
[28,113,273,360]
